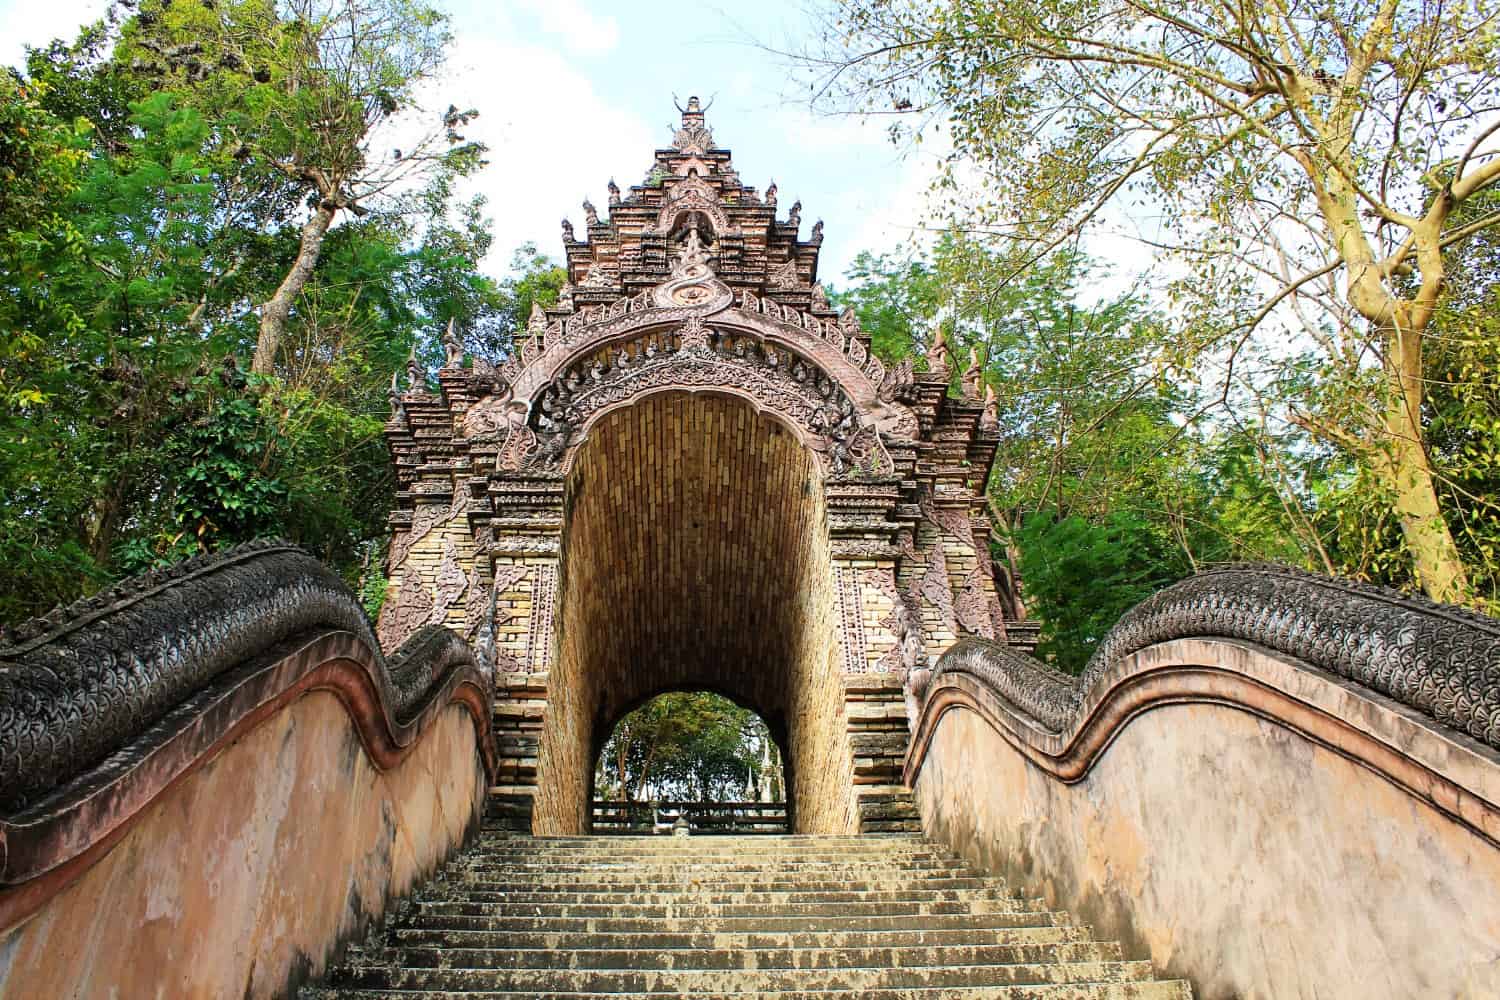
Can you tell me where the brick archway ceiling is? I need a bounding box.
[558,391,828,733]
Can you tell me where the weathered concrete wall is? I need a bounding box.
[909,637,1500,999]
[0,692,486,1000]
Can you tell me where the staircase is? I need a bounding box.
[305,831,1192,998]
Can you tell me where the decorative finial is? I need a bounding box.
[388,368,404,418]
[607,179,621,206]
[810,220,824,244]
[561,217,575,242]
[672,94,714,153]
[981,383,999,430]
[582,198,598,226]
[962,346,984,399]
[787,199,802,227]
[811,282,831,311]
[442,317,463,367]
[765,181,777,207]
[927,326,950,372]
[406,346,423,390]
[557,281,576,311]
[528,301,547,335]
[839,306,861,335]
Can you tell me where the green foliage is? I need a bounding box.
[595,692,780,803]
[840,243,1319,667]
[0,7,509,624]
[469,244,567,359]
[1014,513,1173,672]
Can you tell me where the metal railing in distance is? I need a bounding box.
[590,800,788,835]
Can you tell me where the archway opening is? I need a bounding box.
[532,390,854,834]
[591,690,788,834]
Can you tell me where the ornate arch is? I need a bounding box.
[654,177,738,238]
[519,317,891,477]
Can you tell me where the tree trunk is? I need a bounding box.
[1377,324,1471,603]
[252,200,337,375]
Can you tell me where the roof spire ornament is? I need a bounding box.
[787,199,802,228]
[406,346,423,390]
[810,220,824,244]
[607,179,621,207]
[962,346,984,399]
[441,317,463,367]
[528,301,547,335]
[765,181,777,207]
[672,94,714,154]
[583,198,598,226]
[927,326,951,372]
[981,383,1000,431]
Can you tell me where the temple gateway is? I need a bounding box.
[377,97,1029,835]
[5,97,1499,1000]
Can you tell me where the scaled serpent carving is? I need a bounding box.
[0,539,488,813]
[928,563,1500,749]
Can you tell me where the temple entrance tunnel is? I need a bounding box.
[531,390,853,835]
[590,689,789,834]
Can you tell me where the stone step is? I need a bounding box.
[327,959,1163,992]
[363,941,1125,971]
[304,984,1193,999]
[387,924,1099,951]
[404,910,1078,934]
[407,898,1052,919]
[440,875,1004,894]
[414,887,1026,906]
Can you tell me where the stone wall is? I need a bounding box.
[908,637,1500,999]
[0,692,486,1000]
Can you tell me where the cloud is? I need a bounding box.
[437,32,656,272]
[0,0,109,68]
[510,0,620,55]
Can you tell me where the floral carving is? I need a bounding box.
[379,566,435,651]
[432,538,469,624]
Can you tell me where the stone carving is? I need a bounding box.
[526,563,557,672]
[380,566,435,649]
[962,346,984,400]
[878,357,919,405]
[0,540,487,812]
[583,199,598,226]
[432,538,469,624]
[810,220,824,244]
[787,199,801,228]
[561,217,575,242]
[836,567,869,674]
[927,326,951,372]
[607,179,621,206]
[442,318,464,367]
[765,181,777,206]
[391,493,467,570]
[954,562,998,640]
[656,176,736,237]
[980,384,1000,431]
[525,321,893,475]
[930,564,1500,748]
[811,282,830,311]
[768,260,799,289]
[919,540,959,638]
[672,95,715,153]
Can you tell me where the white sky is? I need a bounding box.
[1,0,947,286]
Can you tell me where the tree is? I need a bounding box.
[115,0,486,374]
[595,693,776,803]
[803,0,1500,604]
[838,240,1320,666]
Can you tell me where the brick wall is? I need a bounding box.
[533,391,852,834]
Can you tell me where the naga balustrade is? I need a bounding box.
[0,540,498,1000]
[904,563,1500,1000]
